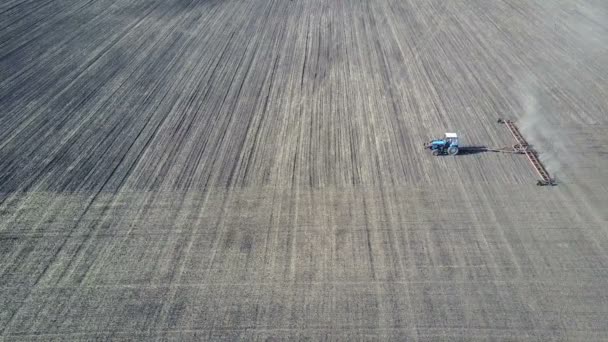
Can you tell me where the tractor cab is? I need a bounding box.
[444,132,458,146]
[426,133,459,156]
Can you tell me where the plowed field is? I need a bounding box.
[1,0,607,340]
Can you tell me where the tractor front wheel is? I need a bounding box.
[432,149,440,156]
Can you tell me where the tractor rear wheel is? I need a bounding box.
[448,146,459,155]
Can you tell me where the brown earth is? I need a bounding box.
[1,0,607,340]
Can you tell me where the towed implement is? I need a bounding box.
[497,118,556,186]
[424,119,556,186]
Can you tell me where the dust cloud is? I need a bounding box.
[516,81,567,181]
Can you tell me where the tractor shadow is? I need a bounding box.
[458,146,491,155]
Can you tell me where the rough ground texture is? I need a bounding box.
[1,0,608,340]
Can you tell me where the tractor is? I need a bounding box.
[425,132,459,156]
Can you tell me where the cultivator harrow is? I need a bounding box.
[497,119,556,186]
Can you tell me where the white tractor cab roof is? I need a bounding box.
[444,132,458,145]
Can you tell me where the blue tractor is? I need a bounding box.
[425,132,459,156]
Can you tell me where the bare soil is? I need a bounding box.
[1,0,607,340]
